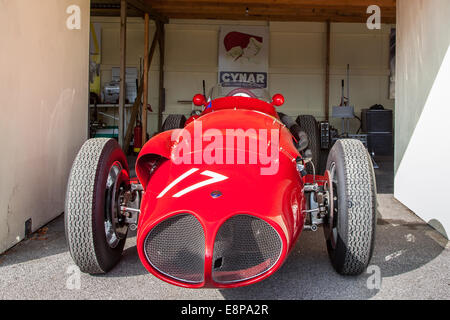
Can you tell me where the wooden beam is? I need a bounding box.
[123,29,159,153]
[148,0,396,7]
[325,20,331,121]
[149,2,396,13]
[161,12,395,23]
[146,0,395,23]
[157,21,166,132]
[119,0,127,149]
[92,0,395,22]
[91,8,143,17]
[128,0,169,22]
[142,13,150,145]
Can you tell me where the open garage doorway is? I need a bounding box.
[89,0,396,191]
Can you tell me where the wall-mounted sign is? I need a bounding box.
[218,26,269,88]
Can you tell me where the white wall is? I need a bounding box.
[395,0,450,239]
[93,18,394,135]
[0,0,90,253]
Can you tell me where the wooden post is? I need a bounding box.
[325,20,331,121]
[123,29,159,153]
[157,21,165,132]
[119,0,127,149]
[142,13,150,145]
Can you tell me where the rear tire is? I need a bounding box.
[324,139,377,275]
[162,114,186,131]
[296,115,320,174]
[65,138,130,274]
[278,112,308,151]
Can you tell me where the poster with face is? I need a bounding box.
[218,26,269,88]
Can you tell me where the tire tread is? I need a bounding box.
[297,115,320,174]
[162,115,186,131]
[328,139,377,275]
[65,138,112,274]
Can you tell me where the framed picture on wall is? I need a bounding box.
[218,26,269,89]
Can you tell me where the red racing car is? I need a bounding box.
[65,82,377,288]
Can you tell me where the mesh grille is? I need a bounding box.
[212,215,282,283]
[144,214,205,284]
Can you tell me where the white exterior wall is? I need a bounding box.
[395,0,450,238]
[0,0,90,253]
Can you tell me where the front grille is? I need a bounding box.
[212,215,282,283]
[144,214,205,284]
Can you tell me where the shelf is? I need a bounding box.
[89,104,134,108]
[90,105,159,116]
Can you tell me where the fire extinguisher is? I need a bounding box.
[134,120,143,154]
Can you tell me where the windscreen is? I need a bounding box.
[208,82,271,103]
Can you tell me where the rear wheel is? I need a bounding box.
[65,138,130,274]
[278,112,308,151]
[324,139,377,275]
[297,115,320,174]
[162,114,186,131]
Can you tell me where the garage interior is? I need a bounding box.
[0,0,449,299]
[89,0,395,151]
[89,0,396,188]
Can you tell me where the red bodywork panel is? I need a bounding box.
[135,95,309,288]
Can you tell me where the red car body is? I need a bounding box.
[134,95,312,288]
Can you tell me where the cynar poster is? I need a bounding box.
[218,26,269,88]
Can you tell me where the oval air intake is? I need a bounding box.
[212,215,282,284]
[144,214,205,284]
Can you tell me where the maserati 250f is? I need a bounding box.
[65,83,377,288]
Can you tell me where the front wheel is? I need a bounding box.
[65,138,130,274]
[324,139,377,275]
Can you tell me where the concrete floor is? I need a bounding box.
[0,157,449,300]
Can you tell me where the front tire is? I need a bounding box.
[324,139,377,275]
[65,138,130,274]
